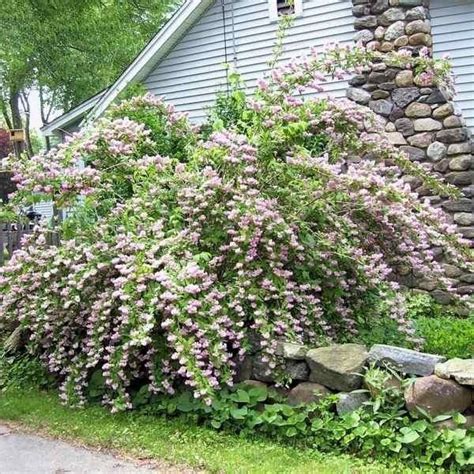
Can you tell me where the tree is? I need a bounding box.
[0,0,179,156]
[0,128,11,158]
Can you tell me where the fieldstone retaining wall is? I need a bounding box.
[240,341,474,427]
[348,0,474,301]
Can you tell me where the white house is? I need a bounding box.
[41,0,474,138]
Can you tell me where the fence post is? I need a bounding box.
[0,223,4,266]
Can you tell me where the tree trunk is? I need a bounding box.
[20,92,33,157]
[9,90,24,158]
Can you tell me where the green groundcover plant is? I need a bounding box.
[0,353,472,471]
[0,45,472,413]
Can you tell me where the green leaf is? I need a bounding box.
[452,413,467,425]
[248,386,268,402]
[230,407,248,420]
[399,430,420,444]
[230,389,250,404]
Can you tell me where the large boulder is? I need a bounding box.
[252,356,309,383]
[287,382,331,406]
[275,342,308,360]
[404,375,472,417]
[368,344,445,376]
[336,391,370,415]
[435,359,474,386]
[306,344,368,391]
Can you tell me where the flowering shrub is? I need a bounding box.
[0,46,471,411]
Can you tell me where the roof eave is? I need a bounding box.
[40,90,107,137]
[86,0,214,123]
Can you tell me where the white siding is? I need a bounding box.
[432,0,474,131]
[33,201,54,220]
[144,0,354,122]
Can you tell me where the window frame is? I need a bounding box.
[268,0,303,23]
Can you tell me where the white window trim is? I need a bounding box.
[269,0,303,23]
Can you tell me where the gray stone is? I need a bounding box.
[458,285,474,295]
[427,141,447,161]
[407,132,433,148]
[395,0,423,5]
[235,356,253,382]
[395,118,414,136]
[287,382,331,406]
[306,344,368,392]
[386,132,407,145]
[400,146,425,161]
[431,290,454,305]
[349,75,367,86]
[389,106,405,121]
[392,87,420,108]
[406,6,427,21]
[276,342,308,360]
[435,415,474,431]
[445,171,473,186]
[414,118,442,132]
[394,35,409,47]
[368,344,445,376]
[433,158,449,173]
[409,33,432,46]
[422,89,448,104]
[347,87,371,105]
[395,70,414,87]
[459,226,474,238]
[436,128,470,144]
[336,391,370,415]
[241,379,268,390]
[369,69,398,84]
[449,155,472,171]
[405,20,430,35]
[405,102,432,118]
[460,273,474,283]
[379,81,396,91]
[252,356,309,383]
[444,115,465,129]
[420,87,433,95]
[418,278,437,291]
[448,142,472,155]
[385,122,396,132]
[369,99,394,117]
[405,375,472,416]
[443,264,463,278]
[384,21,406,41]
[433,103,454,119]
[372,90,390,100]
[442,198,473,213]
[354,29,375,44]
[372,0,389,14]
[374,26,386,40]
[355,16,378,29]
[379,8,405,26]
[435,359,474,386]
[454,213,474,225]
[352,5,370,17]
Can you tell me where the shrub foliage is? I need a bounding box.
[0,46,471,410]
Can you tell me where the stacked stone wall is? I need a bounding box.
[348,0,473,302]
[239,340,474,425]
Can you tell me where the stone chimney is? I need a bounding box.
[348,0,474,301]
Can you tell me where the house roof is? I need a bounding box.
[87,0,214,123]
[41,0,214,137]
[40,89,108,137]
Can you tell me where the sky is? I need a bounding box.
[25,88,61,132]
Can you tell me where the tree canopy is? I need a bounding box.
[0,0,179,153]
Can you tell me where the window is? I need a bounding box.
[269,0,303,22]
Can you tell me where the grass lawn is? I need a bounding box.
[0,388,418,474]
